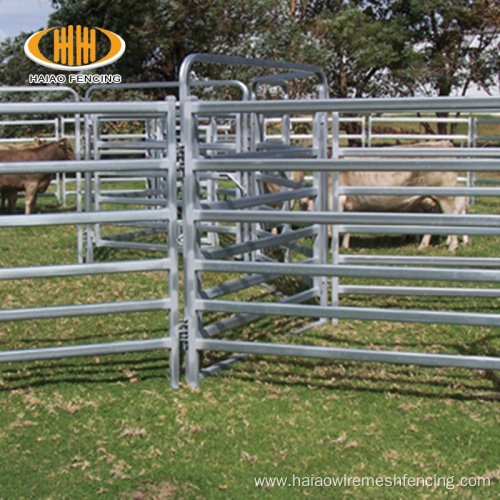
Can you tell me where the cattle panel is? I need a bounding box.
[183,95,500,388]
[0,98,179,388]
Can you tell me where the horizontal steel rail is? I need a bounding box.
[367,133,470,141]
[187,97,500,115]
[0,158,169,175]
[97,196,169,207]
[0,299,170,322]
[96,240,169,252]
[0,339,173,364]
[193,158,500,172]
[196,300,500,328]
[0,259,170,281]
[335,225,498,237]
[196,260,500,283]
[96,140,169,150]
[371,116,471,123]
[339,186,500,196]
[0,101,171,115]
[0,119,58,126]
[0,209,172,228]
[339,285,500,298]
[339,254,500,267]
[196,339,500,370]
[194,209,500,228]
[339,147,500,157]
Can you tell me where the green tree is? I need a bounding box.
[49,0,276,83]
[305,2,411,98]
[386,0,500,134]
[0,32,43,87]
[389,0,500,97]
[0,0,498,106]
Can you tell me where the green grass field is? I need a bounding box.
[0,179,499,499]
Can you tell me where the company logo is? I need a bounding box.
[24,25,126,71]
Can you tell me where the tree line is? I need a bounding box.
[1,0,499,102]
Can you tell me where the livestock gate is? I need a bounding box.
[81,78,249,261]
[0,53,499,390]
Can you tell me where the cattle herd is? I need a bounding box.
[0,137,467,250]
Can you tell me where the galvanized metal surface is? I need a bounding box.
[0,97,179,388]
[1,54,500,390]
[181,81,500,388]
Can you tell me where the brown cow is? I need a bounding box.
[0,138,74,214]
[0,138,45,212]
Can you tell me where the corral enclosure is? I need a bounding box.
[0,53,499,390]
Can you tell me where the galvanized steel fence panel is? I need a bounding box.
[0,98,180,388]
[2,54,500,390]
[182,95,500,388]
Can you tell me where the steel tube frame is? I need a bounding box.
[0,97,179,388]
[3,54,500,390]
[180,55,330,387]
[183,92,500,388]
[85,79,250,256]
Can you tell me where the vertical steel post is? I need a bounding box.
[165,96,180,388]
[331,112,341,322]
[312,109,329,314]
[182,97,203,388]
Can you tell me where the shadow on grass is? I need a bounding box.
[205,354,500,402]
[197,321,500,402]
[0,340,498,402]
[0,352,171,391]
[340,234,447,251]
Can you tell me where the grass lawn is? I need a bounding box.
[0,182,498,499]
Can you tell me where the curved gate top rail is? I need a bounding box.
[179,53,329,101]
[84,79,250,101]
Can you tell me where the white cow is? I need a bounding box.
[334,169,463,251]
[285,141,468,251]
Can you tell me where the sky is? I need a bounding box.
[0,0,55,41]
